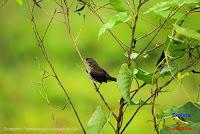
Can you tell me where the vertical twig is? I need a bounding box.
[115,98,125,134]
[127,0,143,66]
[151,80,159,134]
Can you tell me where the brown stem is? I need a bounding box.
[93,83,118,120]
[152,93,159,134]
[115,98,125,134]
[127,0,143,66]
[151,80,159,134]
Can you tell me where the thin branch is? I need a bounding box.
[136,22,166,41]
[34,69,63,134]
[123,83,146,113]
[86,4,128,51]
[96,3,114,11]
[93,83,118,119]
[130,83,146,99]
[125,0,134,16]
[145,43,165,53]
[0,0,8,9]
[108,121,116,132]
[127,0,143,66]
[26,0,86,133]
[135,7,182,61]
[61,1,84,62]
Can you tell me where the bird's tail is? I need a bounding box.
[107,76,117,82]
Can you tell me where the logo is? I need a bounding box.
[164,113,196,131]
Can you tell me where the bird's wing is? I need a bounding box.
[102,69,116,81]
[90,71,107,83]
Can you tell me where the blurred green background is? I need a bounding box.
[0,0,199,134]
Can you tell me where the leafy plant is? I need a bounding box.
[6,0,200,134]
[87,106,109,134]
[98,12,131,39]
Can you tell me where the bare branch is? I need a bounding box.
[93,83,118,120]
[26,0,86,133]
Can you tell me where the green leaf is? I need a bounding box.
[134,68,154,84]
[87,106,108,134]
[144,0,200,19]
[173,24,200,41]
[16,0,23,6]
[124,52,148,59]
[168,35,185,44]
[109,0,126,11]
[130,53,139,59]
[177,72,190,80]
[144,2,175,14]
[167,40,188,57]
[156,10,184,19]
[98,12,131,39]
[160,62,177,77]
[124,52,139,59]
[145,0,200,14]
[177,72,182,80]
[117,63,135,103]
[176,0,200,6]
[160,102,200,134]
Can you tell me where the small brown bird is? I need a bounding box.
[85,58,117,83]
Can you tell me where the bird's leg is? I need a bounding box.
[93,82,98,91]
[98,83,102,90]
[93,82,102,91]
